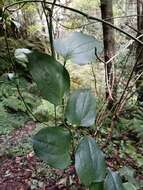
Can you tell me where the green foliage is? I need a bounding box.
[0,78,26,135]
[27,24,43,36]
[119,166,135,183]
[0,104,27,135]
[3,96,26,112]
[104,169,124,190]
[0,57,10,76]
[33,102,49,122]
[0,0,3,5]
[130,119,143,139]
[0,2,142,189]
[33,127,72,169]
[27,51,70,105]
[33,100,62,122]
[29,47,125,189]
[0,75,40,135]
[75,137,106,186]
[65,89,96,127]
[124,143,143,167]
[119,166,140,190]
[118,103,143,139]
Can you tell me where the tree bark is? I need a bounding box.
[100,0,116,110]
[136,0,143,102]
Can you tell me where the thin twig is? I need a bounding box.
[104,48,143,143]
[90,62,98,96]
[95,49,113,100]
[118,71,143,113]
[105,34,143,65]
[42,0,55,57]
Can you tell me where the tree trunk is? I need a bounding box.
[136,0,143,102]
[100,0,116,110]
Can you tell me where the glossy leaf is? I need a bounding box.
[54,32,103,65]
[33,127,71,169]
[65,89,96,127]
[75,137,106,186]
[104,169,124,190]
[27,51,70,105]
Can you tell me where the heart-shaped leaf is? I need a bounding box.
[33,127,71,169]
[54,32,103,65]
[27,51,70,105]
[75,137,106,186]
[104,169,124,190]
[65,89,96,127]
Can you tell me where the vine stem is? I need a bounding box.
[42,0,55,57]
[52,15,143,31]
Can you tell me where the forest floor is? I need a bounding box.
[0,122,84,190]
[0,121,143,190]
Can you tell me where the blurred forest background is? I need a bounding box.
[0,0,143,189]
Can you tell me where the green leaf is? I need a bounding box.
[104,169,124,190]
[89,182,104,190]
[27,51,70,105]
[123,183,137,190]
[75,137,106,186]
[54,32,103,65]
[65,89,96,127]
[33,127,71,169]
